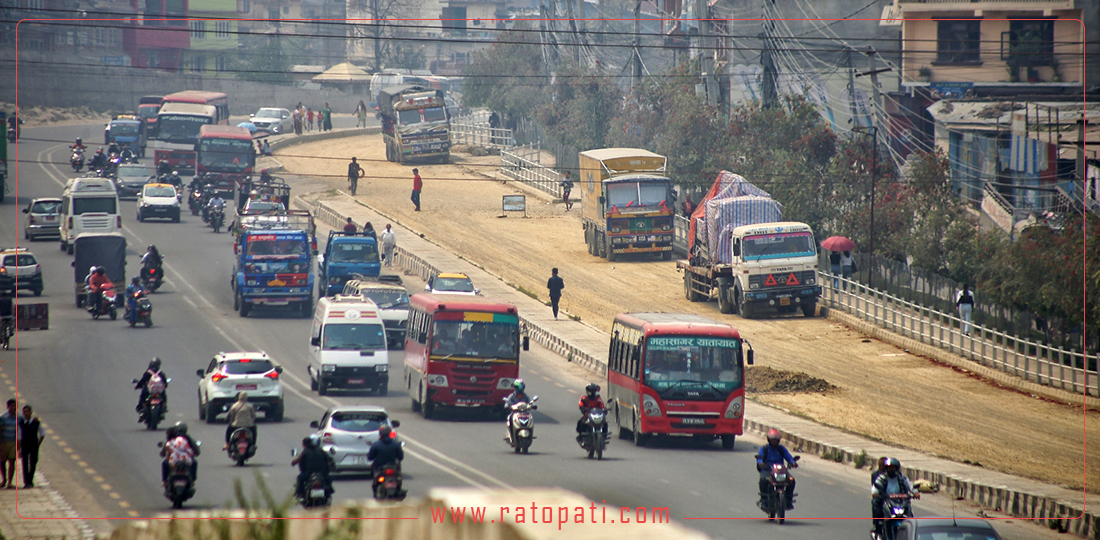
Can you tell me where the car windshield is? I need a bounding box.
[916,528,998,540]
[117,166,150,179]
[138,106,159,118]
[331,243,379,263]
[322,323,387,351]
[742,231,817,261]
[72,197,117,215]
[643,336,743,400]
[144,186,176,198]
[255,109,282,119]
[362,289,408,309]
[606,181,671,209]
[3,255,36,266]
[245,239,305,258]
[31,201,60,213]
[223,359,275,374]
[431,318,520,360]
[433,277,474,293]
[111,123,140,136]
[330,412,387,432]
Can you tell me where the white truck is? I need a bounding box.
[308,295,390,396]
[677,172,822,318]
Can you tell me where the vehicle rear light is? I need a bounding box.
[34,264,40,273]
[322,432,333,444]
[116,216,122,227]
[68,217,73,229]
[28,216,35,224]
[239,358,251,362]
[211,372,227,382]
[264,371,279,379]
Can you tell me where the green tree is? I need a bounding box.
[462,27,549,121]
[236,36,295,86]
[537,61,622,151]
[381,42,426,71]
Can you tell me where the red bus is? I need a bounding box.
[606,313,753,449]
[162,91,230,125]
[196,125,255,187]
[404,294,527,418]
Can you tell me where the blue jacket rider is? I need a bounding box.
[756,429,797,510]
[126,276,146,324]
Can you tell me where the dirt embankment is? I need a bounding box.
[1,102,111,127]
[277,134,1097,492]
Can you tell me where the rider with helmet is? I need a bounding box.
[141,245,163,282]
[89,148,107,170]
[160,422,199,485]
[167,170,183,191]
[292,435,332,499]
[259,169,273,183]
[756,429,798,510]
[125,276,147,325]
[576,383,607,441]
[107,137,120,156]
[871,457,918,538]
[367,425,404,478]
[504,379,532,439]
[134,358,168,414]
[87,267,114,315]
[71,137,86,151]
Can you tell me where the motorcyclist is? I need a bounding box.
[503,379,532,441]
[71,138,86,151]
[157,160,172,177]
[575,383,608,442]
[292,435,332,499]
[223,392,256,449]
[367,425,404,480]
[134,357,168,415]
[205,192,226,224]
[871,457,918,539]
[141,245,164,282]
[125,276,147,325]
[87,267,114,315]
[6,111,22,139]
[756,428,798,510]
[160,422,199,485]
[107,137,120,156]
[89,148,107,170]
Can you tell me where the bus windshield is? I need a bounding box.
[157,115,212,143]
[606,181,671,209]
[644,336,743,400]
[742,231,816,261]
[198,138,255,172]
[322,323,386,351]
[432,318,519,360]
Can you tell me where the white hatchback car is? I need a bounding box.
[196,352,285,422]
[136,183,180,222]
[308,406,399,472]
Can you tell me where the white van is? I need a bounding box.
[308,295,390,396]
[60,178,121,254]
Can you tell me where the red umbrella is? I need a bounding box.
[821,236,856,252]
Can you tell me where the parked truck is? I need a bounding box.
[379,84,450,164]
[579,148,675,261]
[676,171,821,318]
[318,231,381,297]
[231,209,317,318]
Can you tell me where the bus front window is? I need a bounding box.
[644,336,743,399]
[432,320,518,360]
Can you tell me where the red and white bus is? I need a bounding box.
[606,313,753,449]
[196,125,255,187]
[152,102,217,174]
[161,91,230,125]
[404,294,527,418]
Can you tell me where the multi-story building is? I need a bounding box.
[122,0,191,71]
[183,0,240,75]
[2,0,134,67]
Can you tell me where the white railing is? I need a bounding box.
[450,114,515,148]
[500,144,562,197]
[820,272,1099,397]
[673,215,690,257]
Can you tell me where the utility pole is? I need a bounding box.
[867,48,882,132]
[696,0,715,105]
[760,23,777,109]
[847,48,858,128]
[631,0,642,89]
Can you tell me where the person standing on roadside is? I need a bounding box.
[381,224,396,266]
[955,283,975,336]
[0,399,17,488]
[411,168,422,211]
[347,157,364,196]
[560,170,574,211]
[18,404,45,488]
[547,268,564,320]
[306,108,315,132]
[356,100,368,128]
[829,250,842,289]
[322,103,333,131]
[292,107,303,135]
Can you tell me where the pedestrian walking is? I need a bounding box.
[411,168,422,211]
[380,224,396,266]
[0,399,17,488]
[356,100,368,128]
[18,404,44,488]
[840,250,855,291]
[306,108,315,132]
[547,268,564,319]
[322,103,333,131]
[956,283,975,336]
[343,217,357,233]
[560,170,574,211]
[829,250,842,289]
[347,157,364,196]
[292,107,303,135]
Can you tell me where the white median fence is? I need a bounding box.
[449,112,515,148]
[500,143,563,198]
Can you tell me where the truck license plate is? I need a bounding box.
[780,297,791,306]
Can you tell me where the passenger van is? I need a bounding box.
[59,178,121,254]
[308,295,390,396]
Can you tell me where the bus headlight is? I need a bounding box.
[724,396,744,419]
[497,378,515,389]
[428,375,448,387]
[642,394,661,417]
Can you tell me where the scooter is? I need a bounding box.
[70,148,85,172]
[159,440,199,509]
[758,455,799,524]
[875,493,916,540]
[210,205,225,233]
[133,376,170,430]
[226,426,256,467]
[88,288,118,320]
[372,462,407,500]
[577,407,609,460]
[504,396,538,454]
[140,265,163,293]
[124,289,153,328]
[291,447,334,509]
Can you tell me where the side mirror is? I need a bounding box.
[598,196,605,205]
[391,419,401,428]
[424,285,431,292]
[22,208,28,214]
[522,336,530,351]
[310,336,320,346]
[309,421,319,428]
[275,366,284,374]
[474,288,481,295]
[197,369,205,377]
[746,349,754,365]
[249,113,255,118]
[291,448,298,457]
[71,261,76,267]
[131,378,139,384]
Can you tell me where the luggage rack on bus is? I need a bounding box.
[234,209,316,235]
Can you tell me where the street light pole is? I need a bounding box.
[853,125,877,290]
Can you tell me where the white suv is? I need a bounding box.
[196,352,285,423]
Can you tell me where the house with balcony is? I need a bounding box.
[182,0,241,75]
[1,0,134,66]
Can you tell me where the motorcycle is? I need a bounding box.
[124,289,153,327]
[140,265,163,293]
[159,440,199,509]
[226,426,256,467]
[188,188,205,215]
[70,148,85,172]
[758,455,799,523]
[291,448,334,509]
[210,205,225,233]
[504,396,538,454]
[577,407,609,460]
[120,148,137,164]
[6,125,17,143]
[875,493,916,540]
[372,462,407,500]
[132,376,170,429]
[87,288,118,320]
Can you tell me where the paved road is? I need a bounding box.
[0,123,1058,540]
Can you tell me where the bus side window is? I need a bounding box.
[608,337,619,373]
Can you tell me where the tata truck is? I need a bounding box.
[579,148,675,262]
[104,114,147,158]
[677,171,821,318]
[318,231,381,297]
[379,85,450,164]
[232,211,317,318]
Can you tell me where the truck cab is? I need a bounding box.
[308,295,390,396]
[104,115,147,158]
[319,231,381,296]
[727,222,821,318]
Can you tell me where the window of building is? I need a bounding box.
[241,0,250,13]
[283,5,289,14]
[146,50,160,68]
[110,29,119,45]
[95,27,106,46]
[215,21,231,39]
[268,8,280,20]
[26,0,44,9]
[441,7,467,35]
[936,20,981,64]
[191,55,206,72]
[216,54,230,72]
[190,20,206,38]
[1007,19,1054,66]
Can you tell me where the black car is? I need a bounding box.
[894,518,1002,540]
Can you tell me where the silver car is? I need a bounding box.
[309,406,399,472]
[23,198,62,240]
[115,163,155,199]
[250,108,293,135]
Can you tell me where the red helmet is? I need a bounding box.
[766,429,781,443]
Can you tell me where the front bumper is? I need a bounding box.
[743,286,822,306]
[140,205,180,217]
[319,367,388,389]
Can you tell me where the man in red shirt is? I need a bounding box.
[88,267,114,315]
[343,217,357,233]
[576,383,607,441]
[411,168,422,211]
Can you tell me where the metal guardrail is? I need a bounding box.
[673,215,690,257]
[820,272,1099,397]
[500,145,562,197]
[450,117,515,148]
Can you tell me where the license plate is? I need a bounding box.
[681,418,706,425]
[780,297,791,306]
[45,216,56,221]
[236,384,257,391]
[385,480,398,489]
[174,480,188,488]
[309,489,325,498]
[353,455,371,465]
[348,378,365,385]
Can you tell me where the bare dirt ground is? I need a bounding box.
[1,102,110,127]
[277,133,1096,492]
